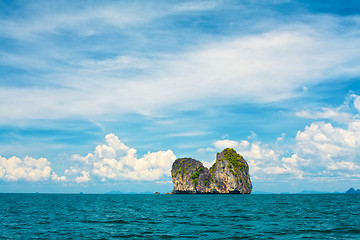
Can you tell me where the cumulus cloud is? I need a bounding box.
[0,156,52,181]
[209,95,360,180]
[212,118,360,179]
[294,120,360,175]
[295,121,360,159]
[51,172,67,182]
[75,171,90,183]
[69,134,176,182]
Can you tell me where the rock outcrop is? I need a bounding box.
[171,158,211,194]
[171,148,252,194]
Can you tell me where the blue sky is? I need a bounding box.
[1,0,360,193]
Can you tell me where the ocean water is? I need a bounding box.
[1,193,360,239]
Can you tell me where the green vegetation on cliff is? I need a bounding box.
[223,148,246,174]
[191,167,204,185]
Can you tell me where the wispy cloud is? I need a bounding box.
[296,93,360,123]
[296,108,353,123]
[168,131,208,137]
[1,18,360,123]
[0,1,220,41]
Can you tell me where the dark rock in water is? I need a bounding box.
[171,148,252,194]
[346,188,360,194]
[154,192,160,195]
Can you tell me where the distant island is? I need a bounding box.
[346,188,360,194]
[170,148,252,194]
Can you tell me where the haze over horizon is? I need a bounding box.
[1,0,360,194]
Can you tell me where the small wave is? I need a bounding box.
[155,234,177,239]
[103,219,128,224]
[111,233,143,238]
[198,213,209,217]
[82,219,128,224]
[347,229,360,234]
[82,220,100,224]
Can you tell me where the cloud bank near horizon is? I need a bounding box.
[210,94,360,181]
[0,134,176,183]
[2,95,360,185]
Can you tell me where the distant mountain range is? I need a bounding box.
[106,188,360,195]
[252,190,345,194]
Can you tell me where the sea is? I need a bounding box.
[1,193,360,239]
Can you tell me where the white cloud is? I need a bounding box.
[295,121,360,159]
[75,171,90,183]
[280,119,360,178]
[0,1,219,41]
[296,108,353,123]
[211,111,360,180]
[284,95,360,178]
[354,95,360,112]
[201,160,215,169]
[78,56,152,72]
[51,172,67,182]
[328,161,360,171]
[70,134,176,181]
[214,139,250,150]
[276,133,286,142]
[197,147,215,153]
[168,131,207,137]
[173,1,219,12]
[295,93,360,123]
[272,154,310,179]
[0,156,52,181]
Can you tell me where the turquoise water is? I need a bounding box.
[1,193,360,239]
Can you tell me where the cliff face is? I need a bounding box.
[209,148,252,193]
[171,158,211,194]
[171,148,252,194]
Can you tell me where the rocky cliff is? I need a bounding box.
[171,148,252,194]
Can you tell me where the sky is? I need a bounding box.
[1,0,360,193]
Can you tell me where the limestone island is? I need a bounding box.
[171,148,252,194]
